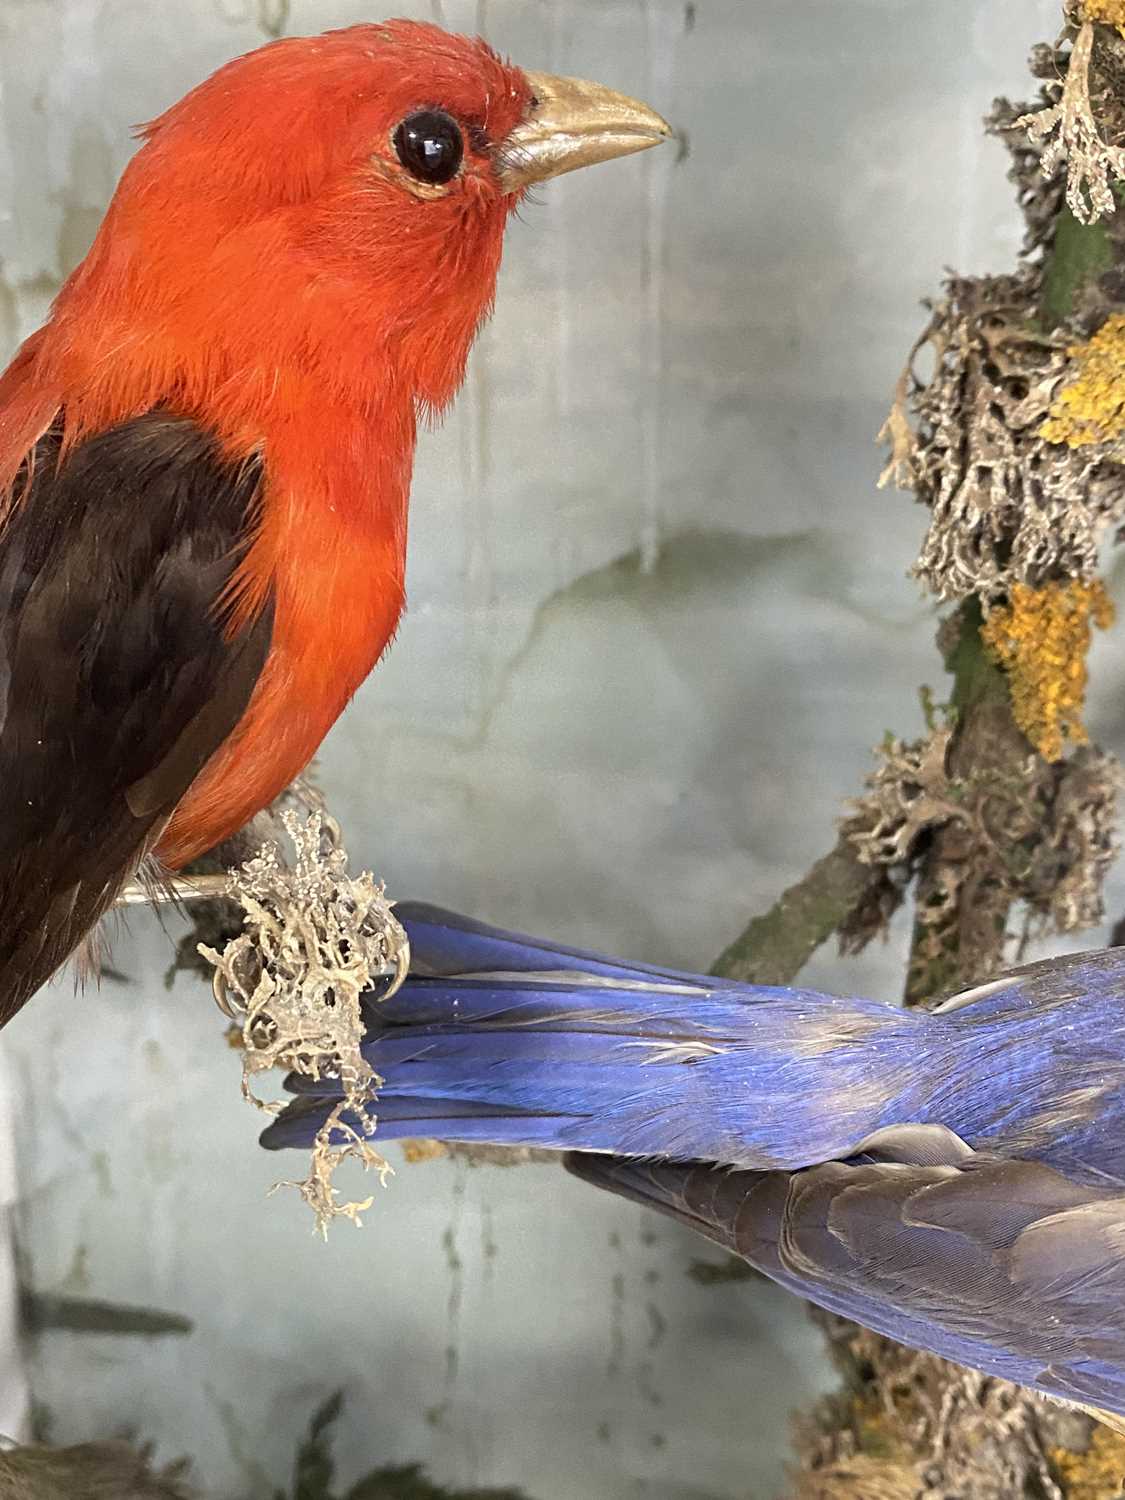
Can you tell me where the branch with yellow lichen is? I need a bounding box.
[888,16,1125,1004]
[717,11,1125,1493]
[720,31,1125,1008]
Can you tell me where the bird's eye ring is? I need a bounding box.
[393,110,465,187]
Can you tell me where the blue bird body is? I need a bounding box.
[262,903,1125,1421]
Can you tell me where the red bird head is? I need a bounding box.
[0,19,670,469]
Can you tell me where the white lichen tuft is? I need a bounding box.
[1015,21,1125,225]
[200,812,408,1237]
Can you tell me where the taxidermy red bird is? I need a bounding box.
[0,20,670,1026]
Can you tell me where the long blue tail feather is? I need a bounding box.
[391,902,712,986]
[263,904,1125,1181]
[262,1092,569,1151]
[261,903,925,1165]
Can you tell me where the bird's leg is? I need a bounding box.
[115,874,233,907]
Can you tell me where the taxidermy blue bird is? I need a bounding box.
[263,903,1125,1426]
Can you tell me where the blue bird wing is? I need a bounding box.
[567,1148,1125,1418]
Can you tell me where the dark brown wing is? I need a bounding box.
[0,413,273,1025]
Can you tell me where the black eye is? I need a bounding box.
[393,110,464,186]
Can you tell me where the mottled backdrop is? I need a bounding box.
[0,2,1096,1498]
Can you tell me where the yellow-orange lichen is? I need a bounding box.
[1081,0,1125,34]
[981,580,1114,762]
[1050,1422,1125,1499]
[1043,314,1125,448]
[400,1138,450,1164]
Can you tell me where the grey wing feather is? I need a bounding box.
[567,1148,1125,1411]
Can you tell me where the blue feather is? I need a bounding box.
[390,902,711,985]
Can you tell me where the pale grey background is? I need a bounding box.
[0,2,1101,1498]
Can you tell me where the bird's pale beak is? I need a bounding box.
[497,71,672,191]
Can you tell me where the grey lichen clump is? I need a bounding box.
[1041,745,1123,929]
[844,729,959,869]
[880,53,1125,609]
[881,273,1124,605]
[200,812,408,1236]
[843,729,1120,973]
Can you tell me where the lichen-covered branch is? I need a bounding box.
[886,27,1125,1004]
[785,13,1125,1497]
[717,38,1122,1011]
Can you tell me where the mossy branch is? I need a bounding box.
[903,603,1040,1004]
[710,840,879,986]
[1041,205,1111,327]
